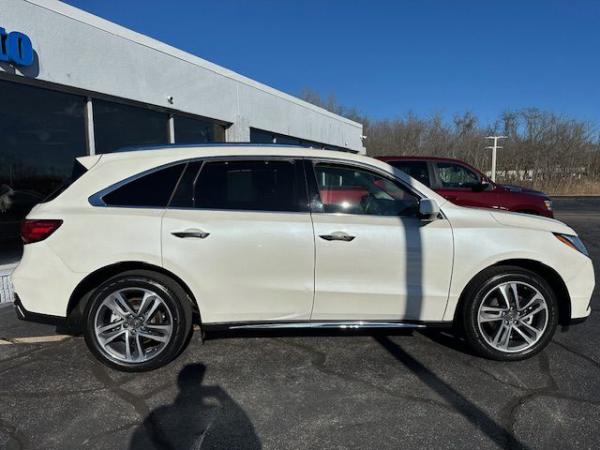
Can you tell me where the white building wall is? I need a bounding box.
[0,0,364,152]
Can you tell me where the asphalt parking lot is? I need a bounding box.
[1,197,599,450]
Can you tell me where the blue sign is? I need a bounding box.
[0,28,33,66]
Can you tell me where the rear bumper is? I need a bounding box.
[14,293,68,327]
[11,241,83,317]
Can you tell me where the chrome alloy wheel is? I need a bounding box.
[477,281,549,353]
[93,288,173,363]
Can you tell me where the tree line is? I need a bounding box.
[300,89,600,195]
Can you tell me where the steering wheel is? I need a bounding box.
[360,193,382,215]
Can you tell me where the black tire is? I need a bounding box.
[460,265,558,361]
[83,270,193,372]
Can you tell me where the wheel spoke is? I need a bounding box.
[99,328,126,345]
[124,331,132,360]
[510,283,520,310]
[97,319,124,334]
[492,323,510,347]
[145,324,171,331]
[138,330,169,343]
[480,306,506,322]
[107,292,135,318]
[517,320,542,341]
[139,292,158,316]
[519,293,544,312]
[143,298,161,322]
[519,303,547,321]
[135,334,145,361]
[497,285,512,309]
[512,324,534,344]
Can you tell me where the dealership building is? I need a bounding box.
[0,0,364,301]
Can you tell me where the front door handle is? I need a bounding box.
[319,231,355,242]
[171,229,210,239]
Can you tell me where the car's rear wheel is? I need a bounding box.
[461,266,558,360]
[83,270,193,371]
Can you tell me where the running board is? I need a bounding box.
[226,321,429,330]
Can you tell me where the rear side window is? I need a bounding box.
[387,160,430,186]
[171,160,302,212]
[103,164,185,207]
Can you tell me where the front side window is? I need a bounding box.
[312,163,419,216]
[102,164,185,207]
[388,160,431,186]
[171,160,302,212]
[435,162,480,189]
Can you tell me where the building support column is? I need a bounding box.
[226,115,251,142]
[168,114,175,144]
[85,97,95,155]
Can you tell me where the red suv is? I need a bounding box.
[378,156,553,217]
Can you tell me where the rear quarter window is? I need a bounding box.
[102,163,185,208]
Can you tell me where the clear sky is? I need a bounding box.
[62,0,600,125]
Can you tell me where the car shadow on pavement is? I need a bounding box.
[129,363,261,450]
[375,335,530,450]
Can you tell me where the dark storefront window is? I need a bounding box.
[0,80,86,258]
[175,115,226,144]
[250,127,342,150]
[250,128,276,144]
[93,99,169,153]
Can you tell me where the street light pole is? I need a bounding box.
[485,136,507,182]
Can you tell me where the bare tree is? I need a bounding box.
[300,90,600,195]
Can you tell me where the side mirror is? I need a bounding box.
[418,198,440,221]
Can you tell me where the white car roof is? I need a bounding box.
[73,144,447,205]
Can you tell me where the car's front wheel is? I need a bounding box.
[83,270,193,371]
[461,266,558,360]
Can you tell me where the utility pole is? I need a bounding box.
[485,136,507,182]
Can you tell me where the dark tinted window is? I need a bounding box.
[435,162,480,188]
[313,163,418,216]
[0,80,87,250]
[191,160,300,212]
[43,160,88,203]
[93,100,169,153]
[250,128,276,144]
[169,161,203,208]
[103,164,185,207]
[175,116,226,144]
[388,160,430,186]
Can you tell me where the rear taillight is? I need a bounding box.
[21,219,63,244]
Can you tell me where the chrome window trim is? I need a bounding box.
[89,155,302,212]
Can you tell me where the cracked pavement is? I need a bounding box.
[0,197,599,450]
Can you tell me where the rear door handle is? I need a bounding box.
[319,231,355,242]
[171,229,210,239]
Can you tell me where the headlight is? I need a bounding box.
[554,233,589,257]
[544,200,552,210]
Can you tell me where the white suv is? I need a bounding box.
[12,145,594,371]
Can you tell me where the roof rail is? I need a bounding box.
[112,142,359,154]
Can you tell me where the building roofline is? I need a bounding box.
[26,0,362,129]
